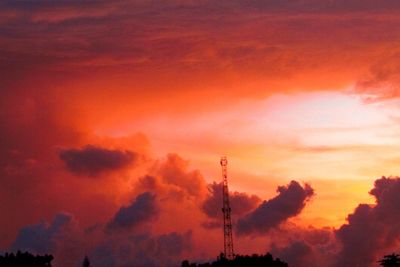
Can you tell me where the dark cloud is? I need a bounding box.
[106,192,158,232]
[10,207,189,267]
[91,231,192,267]
[11,213,72,253]
[90,242,115,267]
[233,176,400,266]
[10,212,85,267]
[270,226,336,267]
[130,231,192,267]
[202,182,261,220]
[334,176,400,267]
[156,231,193,256]
[59,145,137,176]
[273,241,313,267]
[236,181,314,235]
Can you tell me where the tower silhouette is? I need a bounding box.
[220,156,234,259]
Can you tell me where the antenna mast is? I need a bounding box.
[220,156,234,259]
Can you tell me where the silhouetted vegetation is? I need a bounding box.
[82,255,91,267]
[0,251,53,267]
[379,253,400,267]
[181,253,288,267]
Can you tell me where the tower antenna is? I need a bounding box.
[220,156,234,259]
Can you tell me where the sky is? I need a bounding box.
[1,1,400,266]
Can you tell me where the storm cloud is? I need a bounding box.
[91,231,193,267]
[236,181,314,235]
[202,182,261,224]
[106,192,159,232]
[11,213,73,253]
[334,176,400,266]
[59,145,137,176]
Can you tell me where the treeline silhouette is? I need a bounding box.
[181,253,288,267]
[379,253,400,267]
[3,250,399,266]
[0,251,53,267]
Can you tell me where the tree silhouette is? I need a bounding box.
[0,251,53,266]
[378,253,400,267]
[181,252,288,267]
[82,255,91,267]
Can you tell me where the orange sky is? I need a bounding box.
[1,1,400,267]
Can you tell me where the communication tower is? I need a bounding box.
[220,156,234,259]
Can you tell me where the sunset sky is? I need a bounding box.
[1,1,400,267]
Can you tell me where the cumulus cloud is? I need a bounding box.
[106,192,158,232]
[274,241,313,266]
[334,176,400,267]
[134,231,192,266]
[269,226,336,267]
[255,176,400,267]
[91,231,193,267]
[10,212,87,267]
[156,231,193,256]
[12,164,400,267]
[156,153,207,197]
[11,213,73,253]
[201,182,261,227]
[59,145,137,176]
[133,153,209,204]
[236,181,314,235]
[10,209,191,267]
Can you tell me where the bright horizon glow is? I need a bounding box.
[90,89,400,228]
[95,88,400,178]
